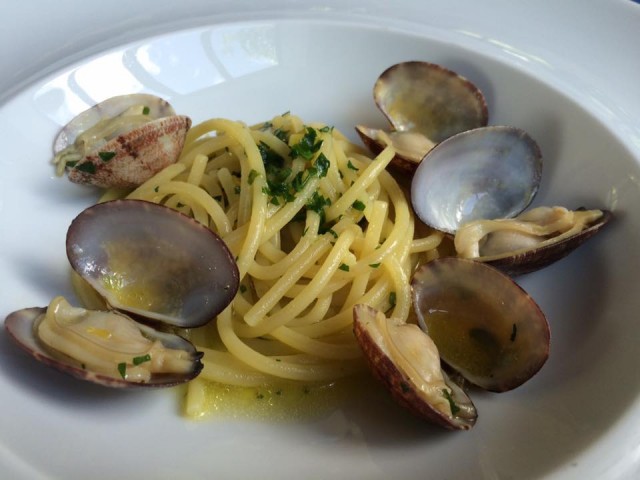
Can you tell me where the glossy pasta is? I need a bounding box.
[102,113,443,409]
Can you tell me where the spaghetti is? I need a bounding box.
[99,113,444,412]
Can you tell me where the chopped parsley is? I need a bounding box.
[352,199,366,211]
[290,127,323,160]
[338,263,350,272]
[117,362,127,379]
[142,106,150,115]
[98,151,116,162]
[313,153,330,178]
[306,192,331,224]
[133,354,151,365]
[442,389,461,415]
[75,162,96,174]
[258,141,286,172]
[347,160,359,171]
[389,291,396,307]
[369,263,381,268]
[248,169,260,185]
[273,128,289,142]
[65,160,78,168]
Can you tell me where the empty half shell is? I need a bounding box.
[411,258,550,392]
[411,126,543,234]
[66,199,239,328]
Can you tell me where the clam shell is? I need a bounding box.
[356,61,488,173]
[54,93,191,189]
[353,304,477,430]
[412,258,550,392]
[66,199,239,328]
[374,61,488,142]
[4,307,203,388]
[478,209,613,276]
[66,115,191,189]
[411,126,543,234]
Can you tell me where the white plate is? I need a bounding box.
[1,2,640,479]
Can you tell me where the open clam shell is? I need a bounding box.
[54,93,191,189]
[411,126,543,234]
[353,304,477,430]
[5,306,203,388]
[356,61,488,173]
[66,199,239,328]
[411,258,550,392]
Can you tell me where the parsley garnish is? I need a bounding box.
[258,141,286,172]
[65,160,78,168]
[133,354,151,365]
[306,192,331,224]
[290,127,323,160]
[273,128,289,142]
[248,169,260,185]
[389,291,396,307]
[347,160,359,171]
[117,362,127,379]
[98,151,116,162]
[339,263,350,272]
[352,200,366,211]
[142,106,150,115]
[369,263,381,268]
[318,125,334,133]
[75,162,96,174]
[442,389,461,415]
[314,153,330,178]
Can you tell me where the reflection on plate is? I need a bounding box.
[1,18,640,480]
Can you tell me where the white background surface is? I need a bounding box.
[1,1,640,479]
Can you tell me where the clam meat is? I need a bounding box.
[411,257,550,392]
[53,94,191,189]
[356,61,488,172]
[4,198,240,388]
[5,297,203,388]
[454,206,612,275]
[353,304,477,430]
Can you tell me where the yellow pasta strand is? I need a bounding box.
[103,113,444,410]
